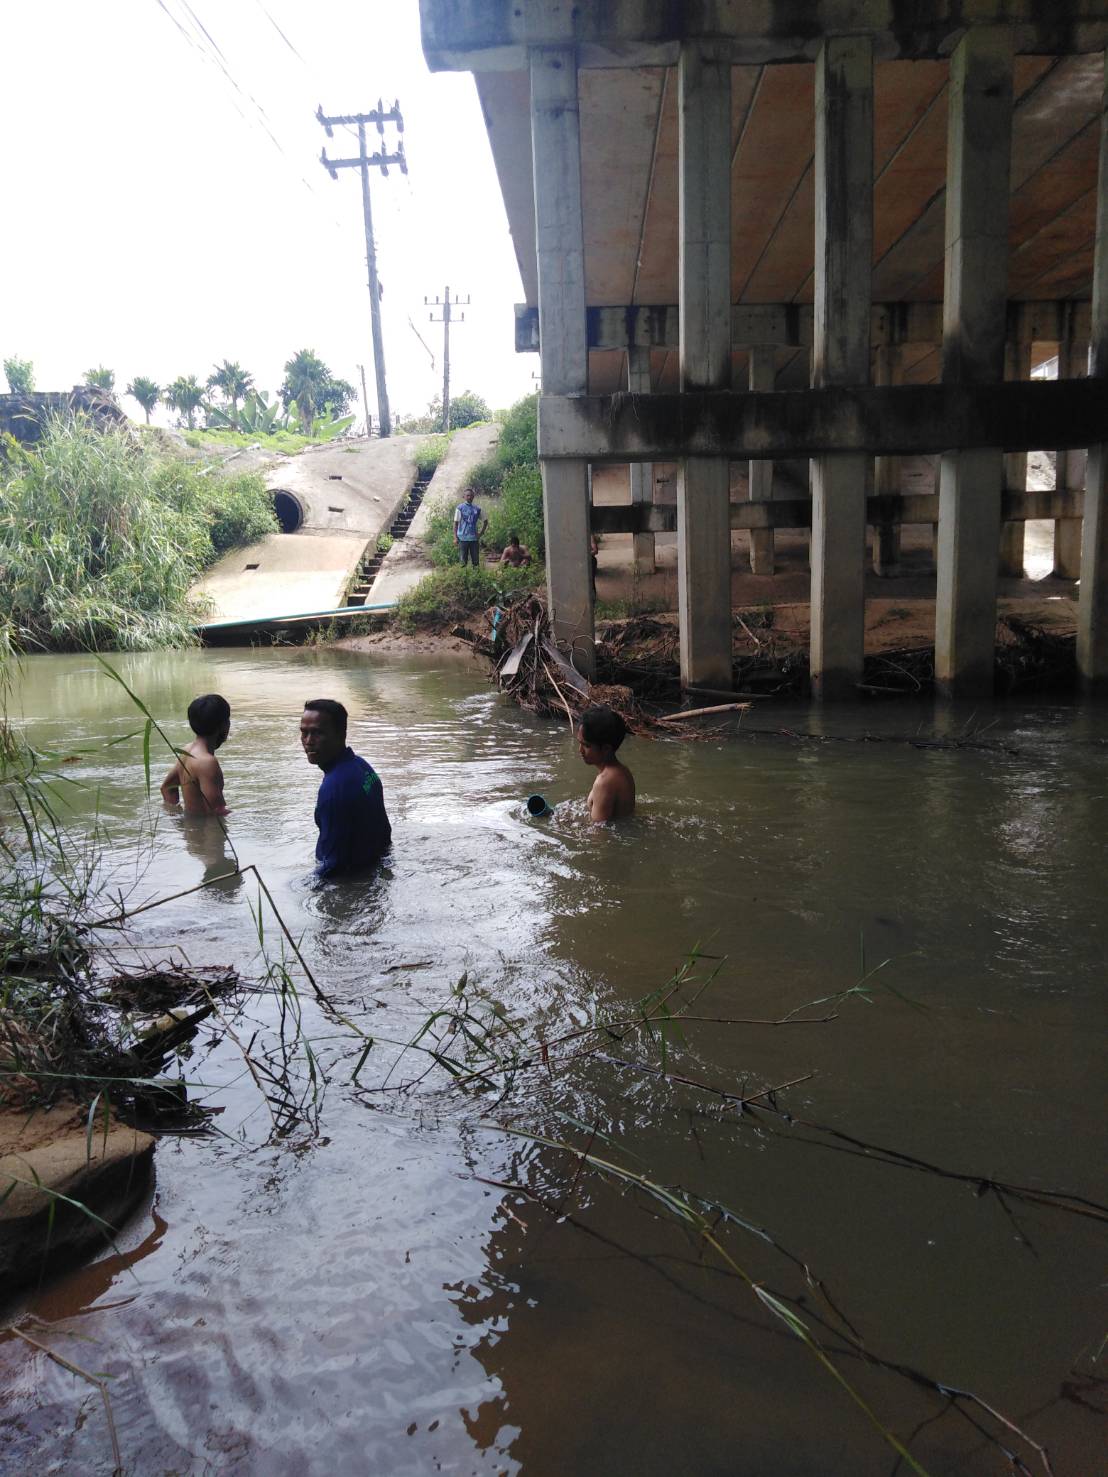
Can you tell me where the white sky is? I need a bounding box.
[0,0,536,426]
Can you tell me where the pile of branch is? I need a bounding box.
[493,597,740,738]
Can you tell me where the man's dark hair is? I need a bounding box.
[304,698,348,739]
[507,532,520,545]
[187,693,230,738]
[579,704,627,750]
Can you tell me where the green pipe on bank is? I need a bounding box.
[198,602,396,632]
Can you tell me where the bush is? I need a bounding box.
[196,473,278,558]
[415,434,451,480]
[0,418,277,652]
[485,464,544,558]
[494,393,538,471]
[394,564,538,629]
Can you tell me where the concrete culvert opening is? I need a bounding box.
[272,491,303,533]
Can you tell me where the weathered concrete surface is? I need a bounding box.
[1,1106,154,1292]
[538,380,1108,462]
[193,437,428,625]
[370,423,502,606]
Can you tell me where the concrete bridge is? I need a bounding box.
[421,0,1108,697]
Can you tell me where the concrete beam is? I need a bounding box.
[589,488,1084,534]
[1078,50,1108,692]
[422,2,1108,72]
[935,27,1013,699]
[537,380,1108,461]
[677,40,733,691]
[530,47,594,675]
[515,299,1089,353]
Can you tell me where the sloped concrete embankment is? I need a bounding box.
[369,423,501,607]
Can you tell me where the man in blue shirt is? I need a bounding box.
[300,699,392,877]
[453,488,488,567]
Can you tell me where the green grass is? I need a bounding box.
[595,595,670,620]
[394,565,539,629]
[0,418,276,652]
[414,434,451,480]
[180,427,317,455]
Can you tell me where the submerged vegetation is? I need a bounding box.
[0,418,276,652]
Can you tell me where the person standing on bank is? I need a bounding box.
[300,699,392,877]
[453,488,488,567]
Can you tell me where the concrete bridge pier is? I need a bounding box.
[530,46,595,677]
[810,35,873,700]
[627,347,656,576]
[1055,312,1087,579]
[748,347,777,575]
[1078,51,1108,693]
[872,344,902,577]
[676,40,733,691]
[936,27,1013,699]
[1000,339,1032,578]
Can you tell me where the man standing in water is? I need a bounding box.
[300,699,392,877]
[453,488,487,567]
[161,693,232,816]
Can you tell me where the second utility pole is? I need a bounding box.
[426,286,469,432]
[318,102,405,438]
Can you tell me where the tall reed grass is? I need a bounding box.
[0,417,276,652]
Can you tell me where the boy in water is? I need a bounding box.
[576,705,635,823]
[160,693,231,816]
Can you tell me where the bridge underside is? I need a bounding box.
[422,0,1108,696]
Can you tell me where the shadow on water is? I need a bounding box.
[2,649,1107,1475]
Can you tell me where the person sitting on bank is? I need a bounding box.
[160,693,232,816]
[300,698,392,877]
[453,488,488,568]
[499,533,532,568]
[577,704,636,824]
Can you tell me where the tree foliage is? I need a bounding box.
[164,375,206,430]
[126,376,160,424]
[84,366,116,392]
[279,350,353,436]
[207,360,254,428]
[3,357,33,394]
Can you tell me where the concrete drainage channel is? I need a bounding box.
[346,471,432,606]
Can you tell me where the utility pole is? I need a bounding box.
[357,362,371,437]
[425,285,469,432]
[318,102,405,438]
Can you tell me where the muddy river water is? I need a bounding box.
[1,647,1106,1475]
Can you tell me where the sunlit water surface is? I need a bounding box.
[1,648,1106,1475]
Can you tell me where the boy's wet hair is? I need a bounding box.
[187,693,230,738]
[579,704,627,751]
[507,532,520,544]
[304,698,348,739]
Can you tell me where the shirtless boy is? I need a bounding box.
[576,705,635,823]
[160,693,232,816]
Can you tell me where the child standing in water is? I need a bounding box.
[577,705,635,823]
[161,693,232,816]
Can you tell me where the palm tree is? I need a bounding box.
[164,375,205,431]
[207,360,254,429]
[126,376,160,424]
[84,366,116,392]
[280,349,329,439]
